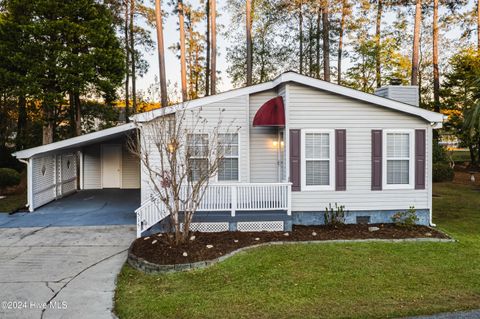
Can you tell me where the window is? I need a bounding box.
[302,130,334,190]
[187,134,209,181]
[218,133,239,181]
[384,130,414,189]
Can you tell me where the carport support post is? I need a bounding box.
[79,150,84,190]
[19,158,34,212]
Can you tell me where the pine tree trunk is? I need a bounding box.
[477,0,479,51]
[16,95,27,150]
[210,0,217,95]
[155,0,168,107]
[322,0,330,82]
[188,21,194,98]
[75,92,81,136]
[124,2,130,120]
[246,0,253,86]
[375,0,382,88]
[316,6,321,79]
[433,0,440,114]
[42,105,54,145]
[178,0,187,101]
[205,0,210,96]
[411,0,422,86]
[338,0,346,84]
[299,0,303,74]
[308,18,313,76]
[130,0,137,114]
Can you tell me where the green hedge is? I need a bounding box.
[433,163,454,183]
[0,168,21,188]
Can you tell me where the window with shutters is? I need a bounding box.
[383,130,414,189]
[301,130,335,191]
[217,133,239,181]
[187,134,209,181]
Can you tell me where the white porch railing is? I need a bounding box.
[135,182,292,237]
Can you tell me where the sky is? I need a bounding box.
[135,0,477,102]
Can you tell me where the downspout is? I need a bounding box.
[429,121,443,227]
[18,158,33,212]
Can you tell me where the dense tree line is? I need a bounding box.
[0,0,479,167]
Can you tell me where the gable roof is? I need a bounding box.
[131,71,444,124]
[12,123,136,159]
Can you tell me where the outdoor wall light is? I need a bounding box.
[272,140,278,147]
[167,140,178,153]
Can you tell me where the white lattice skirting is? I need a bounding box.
[237,221,284,232]
[181,222,230,232]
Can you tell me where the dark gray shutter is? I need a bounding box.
[371,130,382,190]
[415,129,426,189]
[335,129,346,191]
[290,129,301,191]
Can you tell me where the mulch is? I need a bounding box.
[452,165,480,187]
[131,224,449,265]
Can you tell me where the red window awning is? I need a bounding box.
[252,96,285,127]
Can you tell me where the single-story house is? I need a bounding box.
[12,72,445,237]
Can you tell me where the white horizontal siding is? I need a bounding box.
[375,86,419,107]
[83,144,101,189]
[83,137,140,190]
[140,96,249,202]
[287,83,431,212]
[249,90,279,183]
[122,145,140,188]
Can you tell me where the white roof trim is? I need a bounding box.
[12,123,136,159]
[132,72,444,124]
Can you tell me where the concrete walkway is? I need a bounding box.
[0,225,135,319]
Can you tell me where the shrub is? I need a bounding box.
[433,162,454,182]
[391,206,418,228]
[0,168,21,189]
[324,203,346,226]
[432,142,448,163]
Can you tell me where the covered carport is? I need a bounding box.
[12,123,140,213]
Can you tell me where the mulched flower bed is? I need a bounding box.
[131,224,449,265]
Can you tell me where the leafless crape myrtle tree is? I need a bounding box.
[129,105,239,244]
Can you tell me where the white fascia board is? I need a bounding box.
[131,82,280,122]
[12,123,137,159]
[131,71,444,124]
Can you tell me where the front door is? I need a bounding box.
[102,145,121,188]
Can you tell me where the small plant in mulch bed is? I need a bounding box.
[324,203,346,227]
[391,206,419,228]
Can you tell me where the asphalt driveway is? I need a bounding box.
[0,190,139,318]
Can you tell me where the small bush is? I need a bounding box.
[391,206,418,228]
[433,162,454,182]
[324,203,346,226]
[0,168,21,189]
[432,142,448,163]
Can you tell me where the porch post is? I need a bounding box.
[27,158,34,212]
[231,185,237,217]
[287,183,292,216]
[78,150,84,190]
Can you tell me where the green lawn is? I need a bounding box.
[114,183,480,319]
[0,191,26,213]
[450,149,471,163]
